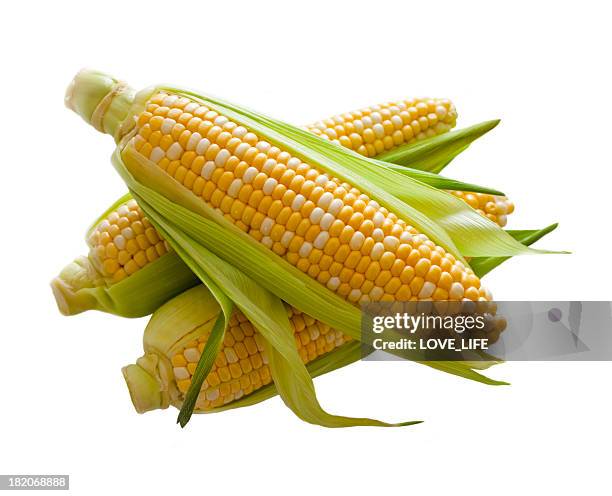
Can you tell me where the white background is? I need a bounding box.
[1,0,610,494]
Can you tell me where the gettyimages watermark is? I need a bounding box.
[361,301,612,361]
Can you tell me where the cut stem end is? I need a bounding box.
[65,68,135,140]
[122,357,168,414]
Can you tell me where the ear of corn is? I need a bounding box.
[55,82,514,317]
[51,195,198,316]
[124,285,326,412]
[123,285,365,414]
[64,70,557,426]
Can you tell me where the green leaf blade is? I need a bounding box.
[377,119,501,172]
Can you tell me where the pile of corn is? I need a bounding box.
[52,69,555,427]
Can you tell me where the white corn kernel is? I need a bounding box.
[201,161,216,179]
[260,217,274,235]
[315,174,329,186]
[256,141,271,153]
[214,115,229,126]
[292,194,306,211]
[287,158,301,170]
[383,236,400,252]
[371,242,385,260]
[232,126,248,139]
[262,178,278,195]
[227,179,243,198]
[319,213,334,230]
[372,228,384,242]
[184,348,200,362]
[114,235,126,250]
[310,207,325,224]
[161,118,175,134]
[372,212,385,227]
[262,159,277,174]
[281,231,295,247]
[327,277,341,291]
[186,132,202,151]
[242,167,259,184]
[173,367,189,380]
[215,149,231,167]
[234,142,250,158]
[317,192,334,210]
[299,242,313,257]
[327,199,343,215]
[350,231,365,250]
[195,138,211,155]
[149,146,165,163]
[419,282,436,298]
[450,282,464,300]
[313,231,330,249]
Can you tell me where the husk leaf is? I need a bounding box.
[472,223,560,277]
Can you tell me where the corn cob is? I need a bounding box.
[122,89,488,304]
[123,286,353,412]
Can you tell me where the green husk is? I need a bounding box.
[178,313,227,425]
[51,250,197,317]
[384,163,504,196]
[472,223,560,277]
[377,119,500,173]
